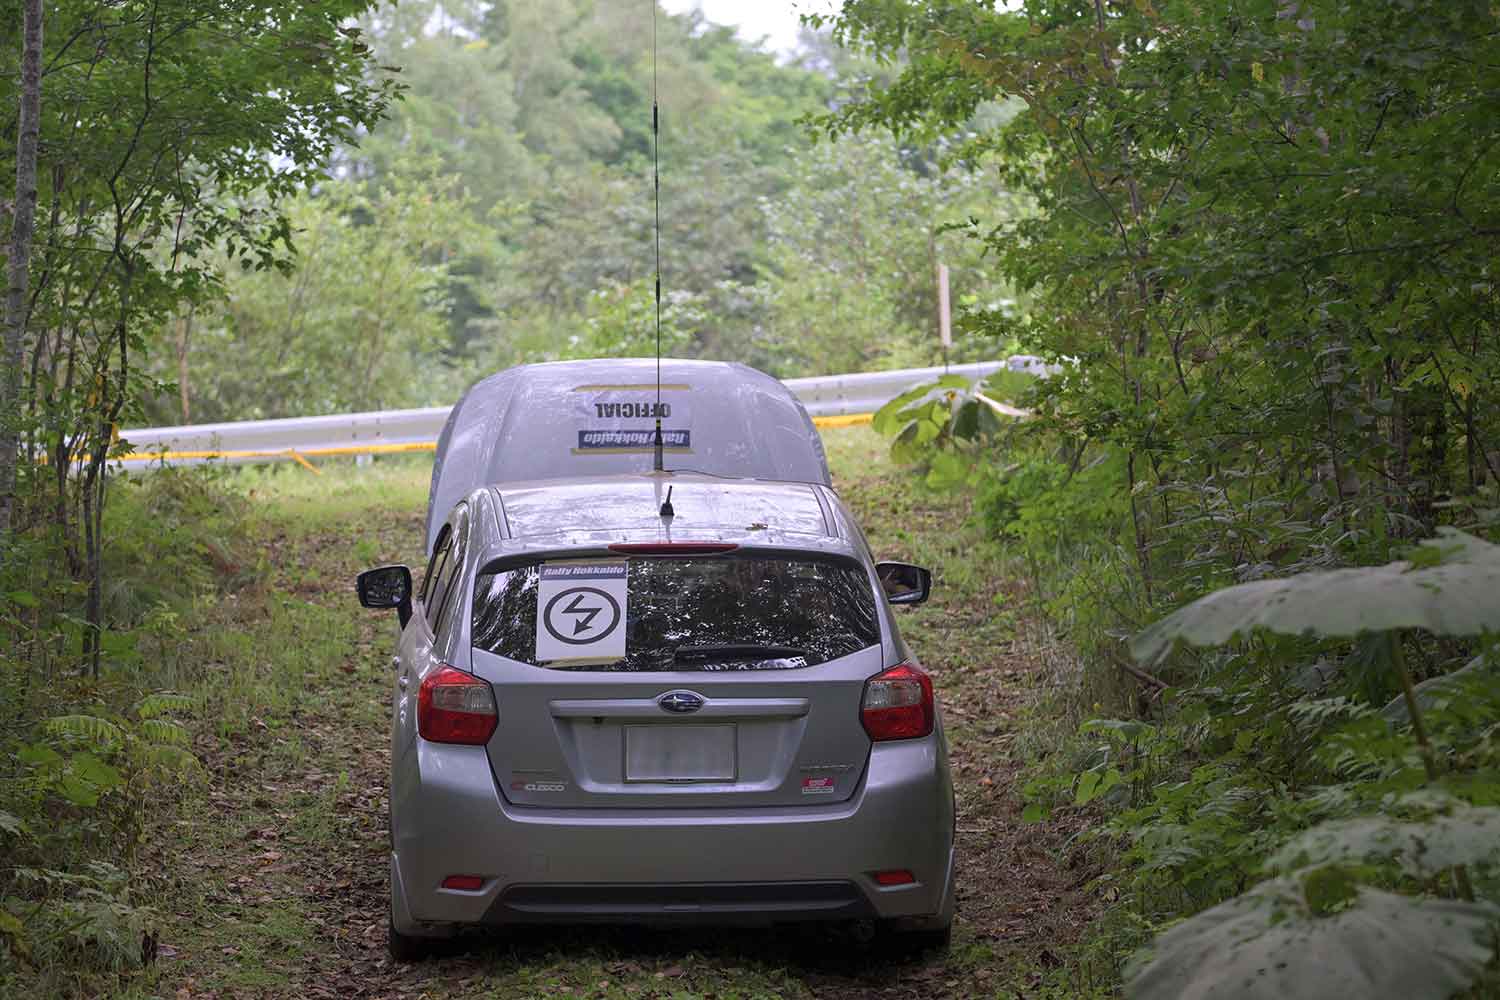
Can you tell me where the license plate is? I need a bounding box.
[624,724,737,782]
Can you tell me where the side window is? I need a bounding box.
[421,525,452,627]
[435,503,468,638]
[427,506,469,631]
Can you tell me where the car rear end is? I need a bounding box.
[390,490,954,937]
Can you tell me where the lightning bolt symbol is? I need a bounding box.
[562,593,602,634]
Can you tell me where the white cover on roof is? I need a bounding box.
[425,359,831,551]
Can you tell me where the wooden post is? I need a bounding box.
[936,262,951,371]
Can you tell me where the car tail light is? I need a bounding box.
[860,664,934,741]
[418,665,498,745]
[873,869,916,886]
[441,875,486,891]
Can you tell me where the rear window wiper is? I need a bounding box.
[671,643,808,663]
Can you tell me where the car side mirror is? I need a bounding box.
[357,565,413,627]
[876,562,932,606]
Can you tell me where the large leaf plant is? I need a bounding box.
[1125,530,1500,999]
[870,368,1035,488]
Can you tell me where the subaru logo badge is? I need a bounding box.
[658,691,705,714]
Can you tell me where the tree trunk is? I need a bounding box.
[176,304,194,423]
[1,0,44,544]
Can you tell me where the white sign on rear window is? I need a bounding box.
[572,384,692,453]
[535,561,628,662]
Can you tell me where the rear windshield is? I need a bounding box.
[471,555,879,671]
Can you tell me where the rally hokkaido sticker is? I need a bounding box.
[801,777,837,795]
[535,561,628,662]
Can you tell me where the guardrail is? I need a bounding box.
[118,358,1036,469]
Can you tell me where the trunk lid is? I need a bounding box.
[471,649,881,808]
[466,550,883,808]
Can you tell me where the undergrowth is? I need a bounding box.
[0,467,261,993]
[874,373,1500,996]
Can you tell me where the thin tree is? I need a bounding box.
[1,0,43,545]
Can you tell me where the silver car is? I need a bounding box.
[356,362,955,961]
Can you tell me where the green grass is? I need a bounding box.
[8,427,1101,999]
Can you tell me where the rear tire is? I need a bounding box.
[388,916,433,963]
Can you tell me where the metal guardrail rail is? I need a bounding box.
[118,359,1032,469]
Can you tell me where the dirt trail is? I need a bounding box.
[152,439,1096,999]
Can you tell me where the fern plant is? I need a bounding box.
[2,691,196,976]
[17,692,196,860]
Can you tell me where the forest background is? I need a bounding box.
[4,0,1500,997]
[160,0,1024,426]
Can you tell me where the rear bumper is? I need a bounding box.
[390,736,954,932]
[484,880,876,925]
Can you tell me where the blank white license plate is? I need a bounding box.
[624,724,737,782]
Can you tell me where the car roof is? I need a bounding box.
[470,474,866,562]
[426,359,831,553]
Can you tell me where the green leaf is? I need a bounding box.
[0,905,28,960]
[17,744,62,768]
[1076,768,1122,805]
[71,753,123,792]
[100,629,142,662]
[890,422,923,465]
[136,692,195,720]
[1381,654,1494,724]
[140,719,191,748]
[1022,803,1048,823]
[951,399,980,439]
[1300,865,1361,915]
[1269,804,1500,877]
[1126,878,1499,1000]
[0,907,24,936]
[925,451,968,489]
[42,715,123,748]
[913,416,943,446]
[56,774,100,808]
[1132,529,1500,664]
[5,590,39,608]
[873,383,941,435]
[872,377,971,436]
[1080,718,1157,742]
[140,744,199,772]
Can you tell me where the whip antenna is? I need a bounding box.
[651,0,665,473]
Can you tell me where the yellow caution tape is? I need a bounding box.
[288,451,322,475]
[113,441,440,464]
[115,414,875,466]
[812,412,875,429]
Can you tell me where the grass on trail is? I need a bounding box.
[118,426,1103,1000]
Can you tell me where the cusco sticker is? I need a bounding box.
[802,777,837,795]
[511,779,566,793]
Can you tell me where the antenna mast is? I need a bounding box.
[650,0,665,473]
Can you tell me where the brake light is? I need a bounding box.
[860,664,934,741]
[608,543,739,555]
[417,665,498,745]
